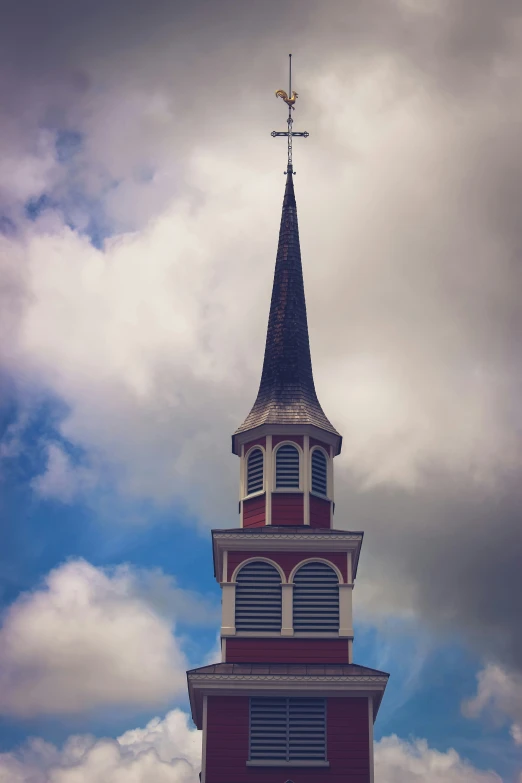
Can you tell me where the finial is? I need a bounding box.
[271,54,309,174]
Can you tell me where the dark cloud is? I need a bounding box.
[346,473,522,670]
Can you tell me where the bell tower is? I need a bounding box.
[187,58,388,783]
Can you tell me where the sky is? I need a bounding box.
[0,0,521,780]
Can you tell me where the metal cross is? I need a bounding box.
[271,54,309,175]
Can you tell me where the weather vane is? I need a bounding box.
[272,54,309,175]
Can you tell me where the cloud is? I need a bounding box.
[0,715,501,783]
[0,559,217,717]
[463,664,522,746]
[31,442,96,502]
[375,735,502,782]
[0,709,201,783]
[1,0,522,704]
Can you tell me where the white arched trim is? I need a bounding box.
[243,444,266,499]
[245,444,266,460]
[232,556,287,584]
[310,445,330,498]
[273,440,304,492]
[289,557,344,584]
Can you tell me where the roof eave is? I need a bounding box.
[232,422,342,456]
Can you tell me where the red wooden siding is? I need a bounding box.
[206,695,249,783]
[271,492,304,525]
[225,638,350,663]
[272,435,304,448]
[227,551,348,581]
[327,697,370,781]
[243,437,266,452]
[205,695,370,783]
[310,495,331,528]
[310,436,331,454]
[242,495,266,528]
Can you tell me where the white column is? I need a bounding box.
[240,444,245,526]
[348,638,353,663]
[330,445,334,526]
[201,695,208,783]
[338,583,353,637]
[281,583,294,636]
[303,435,310,525]
[265,434,272,525]
[368,696,374,783]
[347,551,353,584]
[221,582,236,635]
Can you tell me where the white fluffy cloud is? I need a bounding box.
[375,735,502,782]
[0,715,501,783]
[0,560,217,717]
[5,156,278,520]
[0,709,201,783]
[463,664,522,746]
[31,442,97,502]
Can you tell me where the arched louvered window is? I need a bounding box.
[275,444,300,489]
[246,448,264,495]
[311,449,328,496]
[235,561,282,632]
[293,561,339,632]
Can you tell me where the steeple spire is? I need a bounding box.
[232,57,340,454]
[233,170,340,451]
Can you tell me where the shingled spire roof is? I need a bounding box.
[233,171,340,451]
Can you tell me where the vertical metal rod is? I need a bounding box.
[288,53,293,171]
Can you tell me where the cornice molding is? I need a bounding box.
[188,673,388,686]
[213,532,362,542]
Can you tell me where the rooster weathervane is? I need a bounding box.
[272,54,309,174]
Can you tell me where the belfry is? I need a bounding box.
[187,57,388,783]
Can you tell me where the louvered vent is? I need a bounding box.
[247,448,264,495]
[311,449,328,496]
[275,444,300,489]
[250,697,326,762]
[293,562,339,632]
[235,561,282,632]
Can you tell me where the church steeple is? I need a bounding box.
[231,66,342,530]
[232,170,340,454]
[187,60,388,783]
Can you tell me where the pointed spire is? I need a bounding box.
[233,173,340,451]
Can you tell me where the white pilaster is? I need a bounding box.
[281,583,294,636]
[338,583,353,637]
[201,695,208,783]
[330,445,335,526]
[221,582,236,635]
[348,638,353,663]
[347,551,353,584]
[329,445,334,499]
[265,434,273,525]
[303,435,310,525]
[240,444,245,526]
[222,550,228,583]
